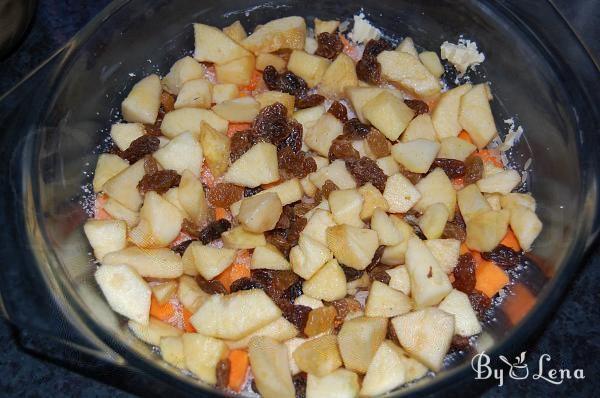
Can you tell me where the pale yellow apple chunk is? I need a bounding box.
[151,280,177,304]
[129,191,183,249]
[215,55,256,86]
[83,219,127,260]
[287,50,330,88]
[128,318,183,346]
[328,188,364,227]
[174,79,212,109]
[182,333,229,384]
[414,168,457,218]
[326,225,379,270]
[177,275,209,313]
[360,340,407,396]
[314,18,340,35]
[419,51,444,78]
[255,91,295,116]
[248,336,296,398]
[304,113,343,157]
[222,226,266,249]
[223,142,279,187]
[365,281,412,318]
[391,139,440,174]
[432,84,472,140]
[160,108,228,137]
[251,244,291,271]
[363,91,415,141]
[153,132,203,177]
[198,122,230,178]
[212,83,239,104]
[383,173,422,213]
[102,159,146,211]
[223,20,247,43]
[509,205,542,250]
[424,239,461,273]
[438,289,482,337]
[438,136,477,161]
[102,247,183,278]
[465,209,510,252]
[162,56,206,95]
[290,233,333,279]
[256,53,287,73]
[306,368,359,398]
[160,336,185,368]
[224,317,298,350]
[178,170,209,224]
[293,335,342,377]
[110,122,145,151]
[238,192,283,233]
[418,203,450,240]
[189,245,236,280]
[92,154,129,193]
[377,51,441,98]
[319,53,358,98]
[457,184,492,222]
[458,83,497,149]
[337,316,388,373]
[122,74,162,124]
[241,16,306,54]
[193,23,251,64]
[345,86,404,123]
[302,259,347,301]
[402,114,437,142]
[359,183,390,220]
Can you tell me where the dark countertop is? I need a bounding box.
[0,1,598,397]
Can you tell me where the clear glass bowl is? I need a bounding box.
[0,0,598,396]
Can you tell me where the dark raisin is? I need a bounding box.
[230,277,264,293]
[329,136,360,162]
[453,253,477,294]
[398,164,422,185]
[230,130,257,163]
[343,118,371,139]
[143,155,159,174]
[450,335,471,352]
[356,58,381,84]
[207,183,245,207]
[282,304,311,332]
[365,128,390,157]
[362,38,393,59]
[251,269,300,294]
[368,264,393,284]
[137,170,181,194]
[296,94,325,109]
[327,101,348,122]
[278,71,308,98]
[199,219,232,244]
[275,205,294,230]
[404,99,429,115]
[244,186,263,197]
[181,218,200,238]
[196,277,228,295]
[292,372,307,398]
[330,298,362,328]
[345,157,388,192]
[341,265,364,282]
[432,158,466,178]
[315,32,343,60]
[281,280,303,303]
[366,246,386,272]
[263,65,280,90]
[443,210,467,241]
[266,230,293,257]
[215,358,231,389]
[144,123,162,137]
[279,120,304,153]
[121,135,160,163]
[278,147,317,179]
[254,102,290,145]
[403,211,427,240]
[481,244,522,269]
[469,289,492,319]
[321,180,338,199]
[160,91,175,113]
[293,202,316,218]
[171,239,194,256]
[464,155,484,185]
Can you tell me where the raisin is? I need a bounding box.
[198,219,231,244]
[282,304,311,332]
[365,128,391,157]
[327,101,348,122]
[263,65,280,90]
[366,246,386,272]
[137,170,181,194]
[296,94,325,109]
[143,155,159,174]
[398,164,422,185]
[341,265,364,282]
[207,183,244,207]
[275,205,293,230]
[368,264,393,284]
[464,155,484,185]
[144,123,162,137]
[481,244,522,269]
[329,136,360,162]
[279,71,308,98]
[281,280,304,303]
[453,253,477,294]
[171,239,194,256]
[404,99,429,115]
[293,202,316,218]
[230,277,264,293]
[215,358,231,389]
[230,129,257,163]
[280,120,304,153]
[293,373,307,398]
[321,180,338,199]
[345,157,388,192]
[278,147,317,179]
[343,118,371,139]
[160,91,175,113]
[330,298,362,328]
[403,211,427,240]
[469,289,491,319]
[121,135,160,163]
[244,186,263,197]
[432,158,466,178]
[363,38,393,59]
[254,102,290,145]
[252,269,300,294]
[450,335,471,352]
[314,32,343,60]
[304,306,337,336]
[266,215,306,257]
[196,277,228,295]
[181,218,200,238]
[443,210,467,241]
[356,58,381,84]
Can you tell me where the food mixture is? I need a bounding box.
[84,14,543,398]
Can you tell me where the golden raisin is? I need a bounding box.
[304,306,337,337]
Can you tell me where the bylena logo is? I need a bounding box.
[471,351,585,387]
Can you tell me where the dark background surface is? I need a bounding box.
[0,0,598,397]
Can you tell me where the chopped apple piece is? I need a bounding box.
[419,51,444,78]
[238,192,283,233]
[160,108,228,137]
[189,244,236,280]
[255,91,295,116]
[102,247,183,278]
[213,97,260,122]
[129,191,183,249]
[122,74,162,124]
[223,20,247,43]
[215,55,255,86]
[401,114,437,142]
[256,53,287,73]
[182,333,229,384]
[306,368,359,398]
[249,336,295,398]
[160,336,185,368]
[360,340,407,396]
[181,242,199,276]
[509,205,542,250]
[438,289,482,337]
[293,335,342,376]
[375,156,400,178]
[302,209,337,245]
[173,79,212,109]
[346,272,371,295]
[386,266,411,295]
[198,122,230,178]
[371,208,403,246]
[95,264,151,324]
[153,132,203,177]
[328,189,364,227]
[337,316,388,373]
[424,239,461,273]
[465,209,510,252]
[212,83,239,104]
[222,226,266,249]
[231,178,304,216]
[345,87,404,123]
[110,122,145,151]
[391,139,440,173]
[432,84,472,139]
[383,173,422,213]
[293,104,325,130]
[103,198,139,227]
[178,275,209,312]
[162,56,206,95]
[93,154,129,193]
[377,51,441,98]
[414,168,457,218]
[225,317,298,350]
[363,91,415,141]
[304,113,344,157]
[151,280,177,304]
[500,192,536,212]
[309,159,356,189]
[223,142,279,187]
[242,16,306,54]
[486,193,503,211]
[162,187,186,217]
[418,203,450,240]
[392,307,454,371]
[103,159,146,211]
[84,219,127,260]
[178,170,209,224]
[396,37,418,57]
[302,259,347,301]
[458,83,497,148]
[398,348,428,382]
[326,225,379,270]
[251,244,291,270]
[128,318,183,345]
[314,18,340,35]
[191,289,281,340]
[457,184,492,222]
[381,216,414,265]
[476,169,521,194]
[438,136,477,161]
[294,295,323,309]
[287,50,330,88]
[290,233,333,279]
[405,237,453,308]
[365,281,412,318]
[359,183,389,220]
[319,53,358,98]
[193,23,251,64]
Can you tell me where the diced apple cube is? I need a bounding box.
[371,208,403,246]
[360,340,407,396]
[500,192,536,212]
[182,333,229,384]
[256,53,287,73]
[215,55,255,86]
[178,170,209,224]
[162,56,206,95]
[314,18,340,35]
[160,108,228,137]
[238,192,283,233]
[326,225,379,270]
[381,216,414,265]
[213,97,260,122]
[223,20,247,43]
[225,316,298,350]
[391,139,440,173]
[328,189,364,227]
[242,16,306,54]
[438,136,477,161]
[92,154,129,193]
[231,178,304,216]
[386,266,411,295]
[95,264,151,324]
[84,219,127,260]
[401,114,437,142]
[509,205,542,250]
[302,259,346,301]
[302,209,336,245]
[293,104,325,131]
[287,50,330,88]
[319,53,358,98]
[251,244,291,270]
[457,184,492,222]
[398,348,428,382]
[153,132,203,177]
[485,193,503,211]
[459,83,497,148]
[222,226,266,249]
[103,159,146,211]
[103,198,139,227]
[465,209,510,252]
[178,275,209,312]
[212,83,239,104]
[358,183,390,220]
[128,318,183,346]
[432,84,472,139]
[309,159,356,189]
[337,316,388,373]
[102,247,183,278]
[396,37,418,56]
[346,87,403,123]
[365,281,412,318]
[476,169,521,194]
[383,173,422,213]
[255,91,295,116]
[304,113,344,157]
[294,295,324,309]
[377,51,441,98]
[129,191,183,249]
[306,368,359,398]
[189,244,236,280]
[293,335,342,376]
[424,239,461,273]
[249,336,296,398]
[363,91,415,141]
[193,23,251,64]
[160,336,185,368]
[376,156,401,177]
[223,142,279,187]
[110,122,145,151]
[438,289,482,337]
[151,280,177,304]
[173,79,212,109]
[290,233,333,279]
[414,168,457,218]
[122,74,162,124]
[198,122,230,177]
[418,203,450,240]
[419,51,444,78]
